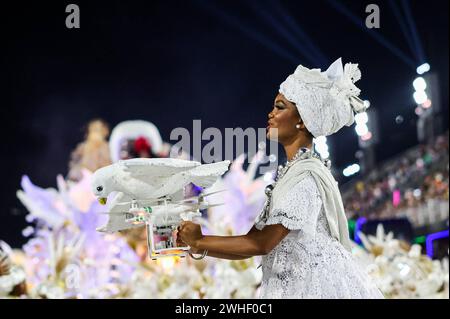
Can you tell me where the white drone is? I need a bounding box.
[91,158,230,260]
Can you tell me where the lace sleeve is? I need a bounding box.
[264,174,323,235]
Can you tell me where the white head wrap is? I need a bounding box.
[279,58,368,138]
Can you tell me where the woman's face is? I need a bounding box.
[266,93,303,142]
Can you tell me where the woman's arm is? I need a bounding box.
[189,226,261,260]
[178,222,290,258]
[201,251,249,260]
[177,226,260,260]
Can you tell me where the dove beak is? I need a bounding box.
[98,197,107,205]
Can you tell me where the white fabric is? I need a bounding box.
[257,157,353,251]
[279,58,367,138]
[255,174,384,299]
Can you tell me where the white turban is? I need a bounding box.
[279,58,368,138]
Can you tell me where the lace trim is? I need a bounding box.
[263,209,304,230]
[254,173,384,299]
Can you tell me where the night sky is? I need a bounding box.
[1,0,449,247]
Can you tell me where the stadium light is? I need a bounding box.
[343,163,360,177]
[422,99,432,109]
[355,123,369,136]
[355,112,369,125]
[416,63,430,75]
[413,90,428,104]
[361,132,373,141]
[313,136,329,159]
[413,77,427,91]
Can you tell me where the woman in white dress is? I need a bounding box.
[178,58,384,299]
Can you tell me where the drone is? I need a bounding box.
[91,158,230,259]
[102,190,224,260]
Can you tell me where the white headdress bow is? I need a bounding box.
[325,58,366,114]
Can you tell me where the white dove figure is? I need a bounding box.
[91,158,230,233]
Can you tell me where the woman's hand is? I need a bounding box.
[178,221,204,250]
[175,232,202,254]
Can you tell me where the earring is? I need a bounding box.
[296,124,301,129]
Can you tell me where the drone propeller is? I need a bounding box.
[180,202,225,209]
[113,198,160,206]
[179,189,227,204]
[199,189,227,198]
[98,212,132,215]
[177,203,224,216]
[98,210,151,215]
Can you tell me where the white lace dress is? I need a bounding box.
[255,173,384,299]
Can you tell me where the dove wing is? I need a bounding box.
[119,158,200,177]
[187,160,230,189]
[97,193,140,233]
[147,161,230,197]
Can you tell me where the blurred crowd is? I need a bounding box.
[343,132,449,227]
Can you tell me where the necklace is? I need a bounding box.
[258,147,331,224]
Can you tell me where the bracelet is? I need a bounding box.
[189,249,208,260]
